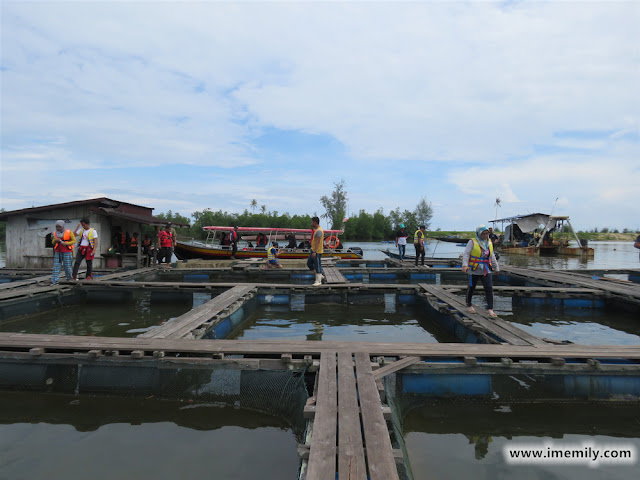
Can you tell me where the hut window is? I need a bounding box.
[45,233,53,248]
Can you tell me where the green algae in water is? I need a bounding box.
[402,399,640,480]
[226,303,458,343]
[0,391,300,480]
[0,291,194,337]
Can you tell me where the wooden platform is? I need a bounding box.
[139,285,256,339]
[2,262,640,479]
[322,267,348,284]
[501,265,640,305]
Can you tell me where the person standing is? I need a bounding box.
[168,222,177,259]
[142,234,154,266]
[308,216,324,286]
[462,225,500,318]
[413,225,426,266]
[229,226,240,259]
[158,224,174,269]
[395,223,408,261]
[72,218,98,280]
[635,234,640,261]
[51,220,76,285]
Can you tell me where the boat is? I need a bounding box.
[175,226,363,260]
[490,213,594,257]
[434,236,470,244]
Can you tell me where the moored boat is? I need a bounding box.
[490,213,594,257]
[175,226,363,260]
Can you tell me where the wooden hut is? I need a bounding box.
[0,198,188,269]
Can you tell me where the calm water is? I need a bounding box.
[403,399,640,480]
[0,291,192,337]
[0,391,299,480]
[366,240,640,269]
[466,295,640,345]
[226,303,457,343]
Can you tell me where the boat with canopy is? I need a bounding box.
[490,213,594,257]
[174,226,363,260]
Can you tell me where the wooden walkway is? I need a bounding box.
[501,265,640,305]
[294,350,399,480]
[419,284,546,346]
[322,267,348,284]
[139,285,256,339]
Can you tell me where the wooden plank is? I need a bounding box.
[0,284,73,300]
[337,351,367,480]
[323,266,348,284]
[307,351,338,480]
[139,285,254,339]
[372,356,421,380]
[420,284,543,346]
[1,333,640,359]
[354,352,399,480]
[501,266,640,300]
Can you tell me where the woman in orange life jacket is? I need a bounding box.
[51,220,76,284]
[461,225,500,318]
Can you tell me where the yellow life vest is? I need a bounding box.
[469,239,494,271]
[79,228,97,249]
[311,227,324,254]
[414,229,423,244]
[267,246,277,261]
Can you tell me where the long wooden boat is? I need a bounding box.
[175,226,363,260]
[434,236,470,244]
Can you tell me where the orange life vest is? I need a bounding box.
[53,229,74,253]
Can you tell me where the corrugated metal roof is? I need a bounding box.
[0,198,150,219]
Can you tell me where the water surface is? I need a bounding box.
[0,391,299,480]
[0,291,192,337]
[226,303,457,343]
[402,399,640,480]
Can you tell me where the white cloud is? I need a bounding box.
[1,1,638,229]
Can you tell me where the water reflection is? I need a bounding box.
[0,291,192,337]
[402,399,640,480]
[0,391,299,480]
[226,303,457,343]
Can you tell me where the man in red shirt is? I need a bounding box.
[158,224,174,269]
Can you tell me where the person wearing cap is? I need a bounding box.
[265,242,283,269]
[229,226,240,259]
[413,225,426,266]
[395,223,409,261]
[462,225,500,318]
[51,220,76,284]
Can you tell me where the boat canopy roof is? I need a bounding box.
[490,213,571,234]
[202,226,344,234]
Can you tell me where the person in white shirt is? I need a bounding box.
[72,218,98,280]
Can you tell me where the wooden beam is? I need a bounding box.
[354,352,399,480]
[372,356,422,380]
[337,351,367,480]
[306,351,338,480]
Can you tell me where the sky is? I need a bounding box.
[1,0,639,231]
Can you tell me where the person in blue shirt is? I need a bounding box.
[266,242,283,269]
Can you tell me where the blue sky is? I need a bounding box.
[1,0,639,230]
